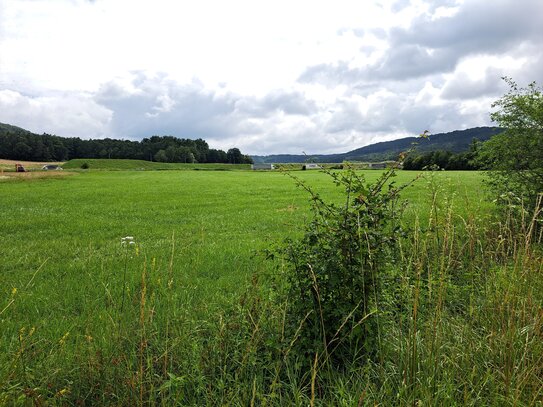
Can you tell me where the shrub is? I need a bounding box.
[273,164,413,366]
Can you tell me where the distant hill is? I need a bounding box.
[0,122,35,135]
[252,127,503,163]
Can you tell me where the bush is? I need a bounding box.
[273,164,413,366]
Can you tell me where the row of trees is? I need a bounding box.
[405,78,542,214]
[402,148,480,170]
[0,130,253,164]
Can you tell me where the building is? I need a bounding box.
[42,165,63,171]
[251,163,275,170]
[302,163,322,170]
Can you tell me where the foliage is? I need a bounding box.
[226,147,253,164]
[274,165,411,365]
[252,127,502,164]
[402,142,481,171]
[5,170,543,404]
[0,122,249,164]
[61,158,251,170]
[479,78,543,209]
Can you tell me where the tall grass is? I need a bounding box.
[1,170,541,405]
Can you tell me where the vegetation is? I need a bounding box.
[1,82,542,405]
[479,78,543,211]
[2,168,542,405]
[252,126,501,163]
[272,165,412,366]
[402,142,481,170]
[0,123,252,164]
[61,158,251,171]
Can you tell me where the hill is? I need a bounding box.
[252,127,503,163]
[62,158,250,171]
[0,122,35,135]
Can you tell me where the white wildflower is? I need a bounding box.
[121,236,136,245]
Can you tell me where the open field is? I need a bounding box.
[1,168,542,405]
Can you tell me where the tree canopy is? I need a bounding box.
[0,124,253,164]
[479,78,543,209]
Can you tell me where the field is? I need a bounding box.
[0,159,65,171]
[1,167,542,405]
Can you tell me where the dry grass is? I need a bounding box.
[0,171,76,181]
[0,158,65,171]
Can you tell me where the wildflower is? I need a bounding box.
[121,236,135,245]
[11,287,17,297]
[56,388,70,397]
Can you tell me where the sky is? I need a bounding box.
[0,0,542,155]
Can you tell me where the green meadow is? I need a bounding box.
[61,158,251,171]
[1,168,542,405]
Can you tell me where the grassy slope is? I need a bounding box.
[62,158,251,171]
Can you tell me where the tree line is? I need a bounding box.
[402,146,481,170]
[0,127,253,164]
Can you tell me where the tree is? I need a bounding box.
[227,148,243,164]
[479,78,543,210]
[154,149,168,162]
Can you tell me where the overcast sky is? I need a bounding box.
[0,0,541,154]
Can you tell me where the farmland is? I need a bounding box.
[1,167,542,405]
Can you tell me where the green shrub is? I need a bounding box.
[273,164,413,366]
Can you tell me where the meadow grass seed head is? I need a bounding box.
[59,332,69,345]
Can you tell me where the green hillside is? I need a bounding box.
[62,158,250,171]
[253,127,503,163]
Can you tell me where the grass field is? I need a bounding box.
[62,158,251,171]
[1,168,542,405]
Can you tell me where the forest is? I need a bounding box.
[0,123,253,164]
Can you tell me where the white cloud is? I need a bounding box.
[0,89,111,138]
[0,0,541,155]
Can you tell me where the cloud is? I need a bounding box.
[95,73,239,140]
[0,89,111,138]
[1,0,541,156]
[441,68,507,100]
[300,0,543,85]
[83,72,327,154]
[235,90,318,118]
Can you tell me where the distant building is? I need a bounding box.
[368,162,388,169]
[251,163,275,170]
[302,163,322,170]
